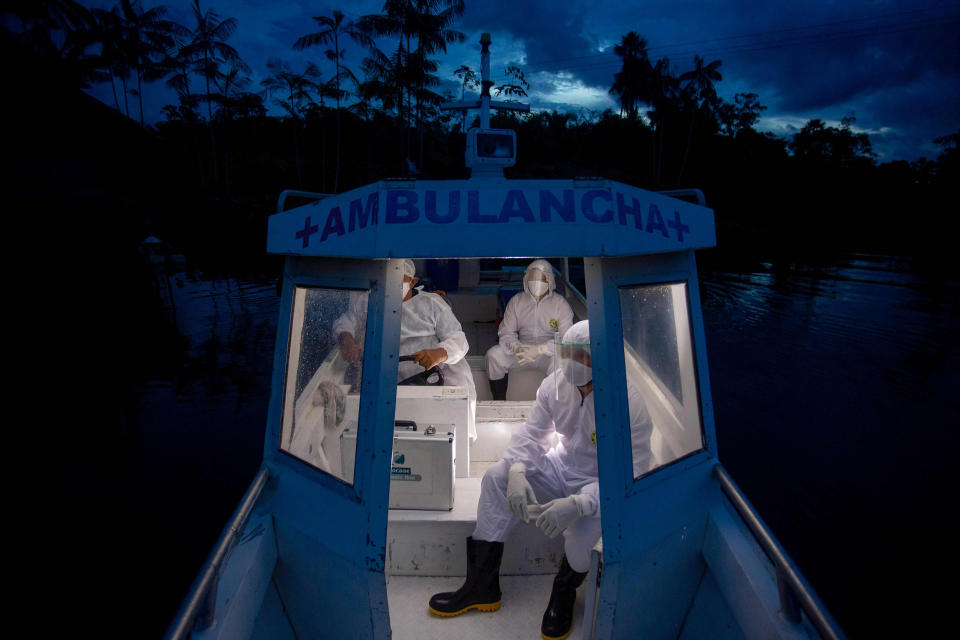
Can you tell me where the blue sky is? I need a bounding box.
[79,0,960,161]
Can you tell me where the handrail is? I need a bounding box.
[276,189,332,214]
[554,261,587,306]
[164,467,271,640]
[658,188,706,206]
[713,464,846,640]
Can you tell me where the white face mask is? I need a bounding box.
[402,282,410,299]
[561,359,592,386]
[526,279,549,298]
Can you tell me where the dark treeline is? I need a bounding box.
[4,1,959,269]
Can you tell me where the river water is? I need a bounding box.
[107,252,957,638]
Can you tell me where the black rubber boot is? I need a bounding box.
[489,374,508,401]
[540,555,588,640]
[428,537,504,617]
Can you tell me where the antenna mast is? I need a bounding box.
[441,33,530,177]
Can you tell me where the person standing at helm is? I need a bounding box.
[334,259,478,439]
[429,321,653,640]
[485,259,575,401]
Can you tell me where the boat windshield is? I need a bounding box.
[280,286,369,484]
[619,282,704,478]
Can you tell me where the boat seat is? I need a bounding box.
[507,367,547,401]
[469,355,547,402]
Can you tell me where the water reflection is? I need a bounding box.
[700,252,960,637]
[131,269,280,635]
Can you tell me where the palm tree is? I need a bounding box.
[90,7,126,112]
[453,64,478,130]
[494,65,529,99]
[357,1,464,174]
[182,0,246,121]
[649,56,678,186]
[261,58,323,188]
[163,48,198,118]
[677,55,722,182]
[181,0,248,183]
[295,9,373,192]
[112,0,183,127]
[609,32,652,120]
[358,2,410,173]
[406,1,465,170]
[213,62,252,186]
[362,46,402,115]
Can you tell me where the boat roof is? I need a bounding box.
[267,177,715,259]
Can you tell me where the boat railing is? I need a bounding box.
[658,188,706,206]
[712,464,847,640]
[164,467,271,640]
[276,189,333,214]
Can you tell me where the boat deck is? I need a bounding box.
[382,342,588,636]
[387,574,587,640]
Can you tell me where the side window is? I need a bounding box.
[281,286,369,484]
[619,283,704,479]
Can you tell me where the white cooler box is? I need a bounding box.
[340,422,455,510]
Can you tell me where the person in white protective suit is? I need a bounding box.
[429,320,653,640]
[485,259,575,401]
[333,259,478,439]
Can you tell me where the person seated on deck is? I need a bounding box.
[485,259,575,401]
[429,321,654,639]
[333,258,478,440]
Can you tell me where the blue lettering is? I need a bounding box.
[468,190,497,222]
[645,204,669,237]
[616,193,643,229]
[539,190,575,222]
[386,190,419,223]
[425,190,460,224]
[296,216,319,248]
[668,210,690,242]
[320,206,346,242]
[348,193,379,232]
[499,190,535,222]
[582,190,613,223]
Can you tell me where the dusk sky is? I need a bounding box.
[79,0,960,162]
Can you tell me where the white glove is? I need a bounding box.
[515,345,534,364]
[506,462,538,522]
[535,493,592,538]
[515,343,546,365]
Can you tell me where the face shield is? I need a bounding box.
[554,321,592,395]
[524,268,550,298]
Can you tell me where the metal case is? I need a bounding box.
[340,423,455,510]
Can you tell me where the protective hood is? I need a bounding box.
[555,320,592,391]
[401,259,416,300]
[562,320,589,345]
[524,259,556,298]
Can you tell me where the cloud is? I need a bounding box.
[74,0,959,161]
[529,71,615,111]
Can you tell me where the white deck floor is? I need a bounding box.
[387,574,587,640]
[384,392,584,638]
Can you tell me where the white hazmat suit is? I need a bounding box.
[486,259,575,381]
[473,321,653,572]
[332,259,478,439]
